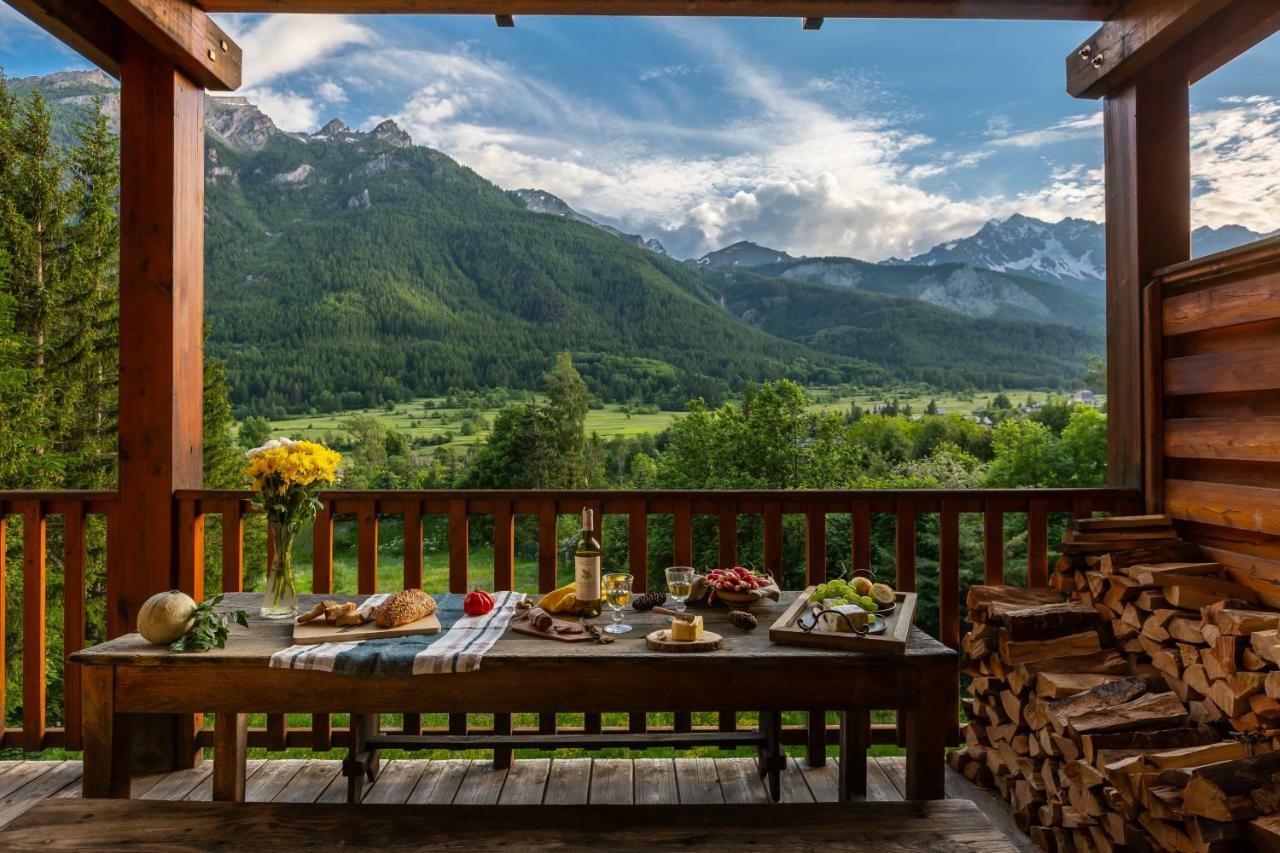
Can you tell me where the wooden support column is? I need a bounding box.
[1102,53,1189,492]
[114,28,206,772]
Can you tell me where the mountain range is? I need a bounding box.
[30,69,1250,415]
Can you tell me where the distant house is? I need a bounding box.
[1072,389,1097,406]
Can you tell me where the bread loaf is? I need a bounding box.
[375,589,437,628]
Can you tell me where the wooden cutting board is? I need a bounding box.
[645,628,724,653]
[291,611,442,645]
[511,613,595,642]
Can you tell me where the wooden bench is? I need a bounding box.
[1,799,1018,851]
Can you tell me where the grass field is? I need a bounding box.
[269,386,1097,451]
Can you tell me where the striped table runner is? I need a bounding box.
[268,591,526,676]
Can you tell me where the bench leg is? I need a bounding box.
[493,712,512,770]
[212,713,247,802]
[82,666,132,798]
[756,710,783,802]
[838,710,869,801]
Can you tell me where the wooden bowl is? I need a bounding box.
[712,588,758,608]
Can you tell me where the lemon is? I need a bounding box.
[851,576,873,596]
[871,582,895,605]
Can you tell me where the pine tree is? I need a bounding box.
[53,97,119,487]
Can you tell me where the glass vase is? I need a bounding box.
[261,520,299,619]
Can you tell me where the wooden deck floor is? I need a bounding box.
[0,757,1031,848]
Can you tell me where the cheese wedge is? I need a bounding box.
[670,615,704,641]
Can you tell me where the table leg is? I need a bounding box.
[756,710,783,802]
[212,713,247,802]
[905,676,953,800]
[805,710,827,767]
[838,709,869,801]
[82,666,131,798]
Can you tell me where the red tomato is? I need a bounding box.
[464,589,495,616]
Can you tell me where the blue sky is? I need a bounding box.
[3,7,1279,259]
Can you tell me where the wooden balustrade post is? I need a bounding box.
[63,505,87,753]
[448,499,469,739]
[115,29,206,772]
[23,505,46,752]
[628,500,648,736]
[1027,499,1049,588]
[983,499,1004,586]
[805,500,828,767]
[0,510,5,730]
[852,500,871,576]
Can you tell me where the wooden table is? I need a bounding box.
[71,592,957,802]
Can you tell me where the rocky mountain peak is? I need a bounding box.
[371,119,412,148]
[315,118,351,137]
[698,241,793,269]
[513,188,666,256]
[205,96,279,154]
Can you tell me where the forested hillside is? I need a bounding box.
[16,71,1112,418]
[204,117,870,416]
[706,270,1103,389]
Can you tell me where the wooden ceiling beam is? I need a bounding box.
[1066,0,1233,99]
[5,0,123,77]
[99,0,242,90]
[193,1,1119,21]
[1185,0,1280,85]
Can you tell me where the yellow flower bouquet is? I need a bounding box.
[245,438,341,618]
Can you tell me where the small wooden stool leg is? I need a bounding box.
[212,713,247,802]
[344,712,380,803]
[839,709,869,801]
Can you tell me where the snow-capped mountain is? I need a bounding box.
[513,188,667,255]
[896,214,1105,294]
[898,214,1279,293]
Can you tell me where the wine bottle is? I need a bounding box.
[574,508,602,617]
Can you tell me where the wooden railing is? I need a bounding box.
[2,486,1141,754]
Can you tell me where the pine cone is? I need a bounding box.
[728,610,758,631]
[632,591,667,611]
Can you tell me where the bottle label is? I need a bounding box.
[575,555,601,601]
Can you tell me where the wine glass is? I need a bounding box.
[665,566,694,615]
[603,573,634,634]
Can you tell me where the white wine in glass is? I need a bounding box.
[665,566,694,614]
[603,572,633,634]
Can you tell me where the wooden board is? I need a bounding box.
[291,611,441,646]
[645,628,724,653]
[511,614,594,642]
[769,589,917,656]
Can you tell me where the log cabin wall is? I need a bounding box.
[1147,236,1280,607]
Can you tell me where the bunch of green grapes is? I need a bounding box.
[809,579,878,613]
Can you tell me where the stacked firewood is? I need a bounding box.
[951,515,1280,852]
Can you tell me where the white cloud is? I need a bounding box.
[241,86,320,133]
[982,94,1280,233]
[219,14,374,89]
[639,63,700,82]
[1190,94,1280,233]
[989,112,1102,148]
[316,79,347,104]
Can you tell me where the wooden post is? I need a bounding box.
[113,28,206,773]
[1103,52,1190,490]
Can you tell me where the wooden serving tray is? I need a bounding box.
[769,589,917,655]
[292,611,441,645]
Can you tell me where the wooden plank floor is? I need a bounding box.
[0,758,1031,848]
